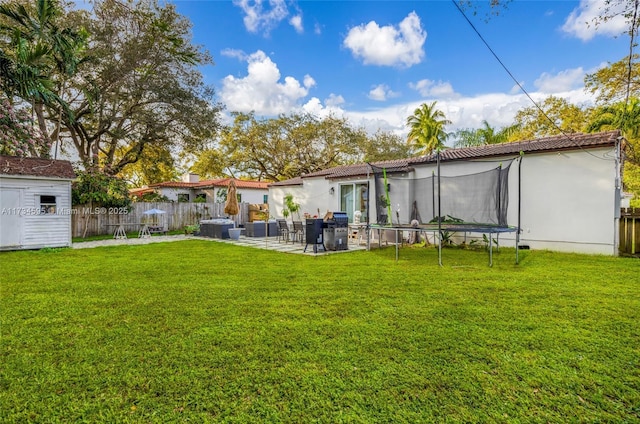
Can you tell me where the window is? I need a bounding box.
[263,194,268,204]
[40,195,56,214]
[177,193,189,202]
[339,183,368,223]
[236,193,242,203]
[195,193,207,203]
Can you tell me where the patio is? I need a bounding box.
[72,233,369,255]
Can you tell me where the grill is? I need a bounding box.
[324,211,349,251]
[304,218,326,253]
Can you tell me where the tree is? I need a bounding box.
[510,96,589,140]
[117,144,179,187]
[585,55,640,105]
[406,102,451,155]
[452,120,520,148]
[587,98,640,204]
[357,129,413,162]
[218,112,361,181]
[0,97,49,156]
[0,0,87,155]
[42,0,222,174]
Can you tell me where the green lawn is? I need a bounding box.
[1,241,638,423]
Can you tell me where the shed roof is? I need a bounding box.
[0,155,75,179]
[269,130,620,186]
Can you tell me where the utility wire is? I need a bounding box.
[622,0,639,132]
[451,0,614,160]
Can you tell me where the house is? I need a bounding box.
[268,130,623,255]
[0,155,76,250]
[131,174,270,204]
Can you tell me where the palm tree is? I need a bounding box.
[0,0,86,155]
[588,97,640,164]
[406,101,451,155]
[453,121,522,148]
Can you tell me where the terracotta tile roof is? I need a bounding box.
[268,177,303,187]
[0,155,75,179]
[267,131,620,186]
[270,159,413,186]
[410,130,621,164]
[195,178,270,189]
[149,181,195,188]
[149,178,269,190]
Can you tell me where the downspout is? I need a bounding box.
[437,150,442,267]
[614,136,623,255]
[516,153,523,264]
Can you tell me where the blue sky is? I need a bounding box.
[171,0,629,139]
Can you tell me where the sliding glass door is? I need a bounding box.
[339,182,368,223]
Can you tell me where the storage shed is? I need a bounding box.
[0,155,76,250]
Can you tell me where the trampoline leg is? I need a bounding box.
[489,234,493,267]
[395,229,399,262]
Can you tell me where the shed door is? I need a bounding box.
[0,189,23,247]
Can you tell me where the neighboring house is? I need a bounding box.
[131,174,270,204]
[0,155,76,251]
[269,130,624,255]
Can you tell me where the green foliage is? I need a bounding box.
[0,0,87,148]
[282,193,300,220]
[0,244,637,422]
[216,188,227,202]
[0,98,49,157]
[72,168,131,208]
[453,120,521,147]
[184,223,200,234]
[511,96,589,140]
[134,191,171,203]
[585,54,640,105]
[406,101,451,155]
[624,162,640,207]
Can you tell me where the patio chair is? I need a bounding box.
[276,219,290,243]
[291,220,304,243]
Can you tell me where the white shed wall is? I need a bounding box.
[0,176,72,250]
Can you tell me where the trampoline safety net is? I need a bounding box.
[371,161,512,227]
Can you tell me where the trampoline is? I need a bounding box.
[367,152,522,266]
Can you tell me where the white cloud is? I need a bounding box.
[368,84,400,101]
[220,50,315,115]
[289,14,303,33]
[343,11,426,67]
[221,48,248,60]
[562,0,629,41]
[534,67,585,93]
[314,22,322,35]
[325,94,345,107]
[409,79,457,99]
[233,0,289,35]
[303,74,315,88]
[330,71,599,140]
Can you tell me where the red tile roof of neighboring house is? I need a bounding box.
[0,155,75,179]
[268,130,621,186]
[195,178,270,189]
[147,177,269,190]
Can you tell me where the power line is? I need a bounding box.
[450,0,613,161]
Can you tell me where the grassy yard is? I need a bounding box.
[1,241,638,423]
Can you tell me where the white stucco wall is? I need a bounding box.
[0,176,73,250]
[515,148,617,255]
[269,145,619,255]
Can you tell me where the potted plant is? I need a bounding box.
[282,194,301,222]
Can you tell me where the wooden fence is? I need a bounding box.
[72,202,251,238]
[619,208,640,256]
